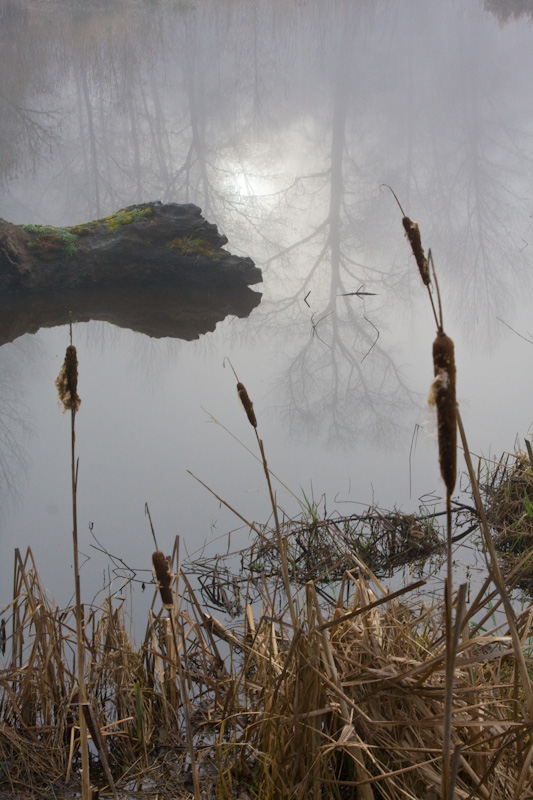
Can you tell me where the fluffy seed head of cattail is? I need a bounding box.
[152,550,174,608]
[402,217,430,286]
[237,382,257,428]
[431,333,457,496]
[55,345,81,413]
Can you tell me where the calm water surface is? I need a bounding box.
[1,0,533,616]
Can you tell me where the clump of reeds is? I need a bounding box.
[225,506,446,588]
[480,450,533,587]
[4,532,533,798]
[216,557,533,800]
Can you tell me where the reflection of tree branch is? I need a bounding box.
[89,527,151,606]
[361,315,380,362]
[342,252,389,278]
[311,311,333,348]
[497,318,533,345]
[263,218,328,266]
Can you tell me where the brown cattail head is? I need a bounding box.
[237,382,257,428]
[55,344,81,413]
[403,217,430,286]
[430,333,457,495]
[152,550,174,608]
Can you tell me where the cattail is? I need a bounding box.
[403,217,430,286]
[152,550,173,608]
[237,382,257,428]
[430,333,457,495]
[55,344,81,413]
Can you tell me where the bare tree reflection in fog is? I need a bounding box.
[485,0,533,25]
[2,0,533,446]
[0,1,60,187]
[260,9,414,447]
[384,4,533,342]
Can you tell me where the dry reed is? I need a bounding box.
[2,515,533,799]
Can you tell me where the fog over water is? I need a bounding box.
[1,0,533,612]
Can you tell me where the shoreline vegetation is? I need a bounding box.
[2,212,533,799]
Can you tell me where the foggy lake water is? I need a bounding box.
[1,0,533,621]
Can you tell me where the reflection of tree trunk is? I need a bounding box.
[80,68,101,216]
[129,94,143,203]
[142,78,172,194]
[184,28,212,216]
[328,47,349,315]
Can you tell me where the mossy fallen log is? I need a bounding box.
[0,201,262,291]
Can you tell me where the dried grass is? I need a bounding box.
[482,451,533,589]
[2,525,533,798]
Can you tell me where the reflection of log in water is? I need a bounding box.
[0,280,262,346]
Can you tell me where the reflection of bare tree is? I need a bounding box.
[260,18,414,446]
[412,28,532,339]
[484,0,533,24]
[4,0,533,444]
[0,2,59,185]
[377,7,533,342]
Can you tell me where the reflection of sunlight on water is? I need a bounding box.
[226,164,276,199]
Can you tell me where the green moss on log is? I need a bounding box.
[23,225,78,259]
[101,206,153,232]
[167,234,223,259]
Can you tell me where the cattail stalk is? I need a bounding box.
[237,382,257,428]
[236,380,298,631]
[393,199,460,800]
[152,549,201,800]
[57,340,90,800]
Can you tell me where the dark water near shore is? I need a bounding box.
[1,0,533,619]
